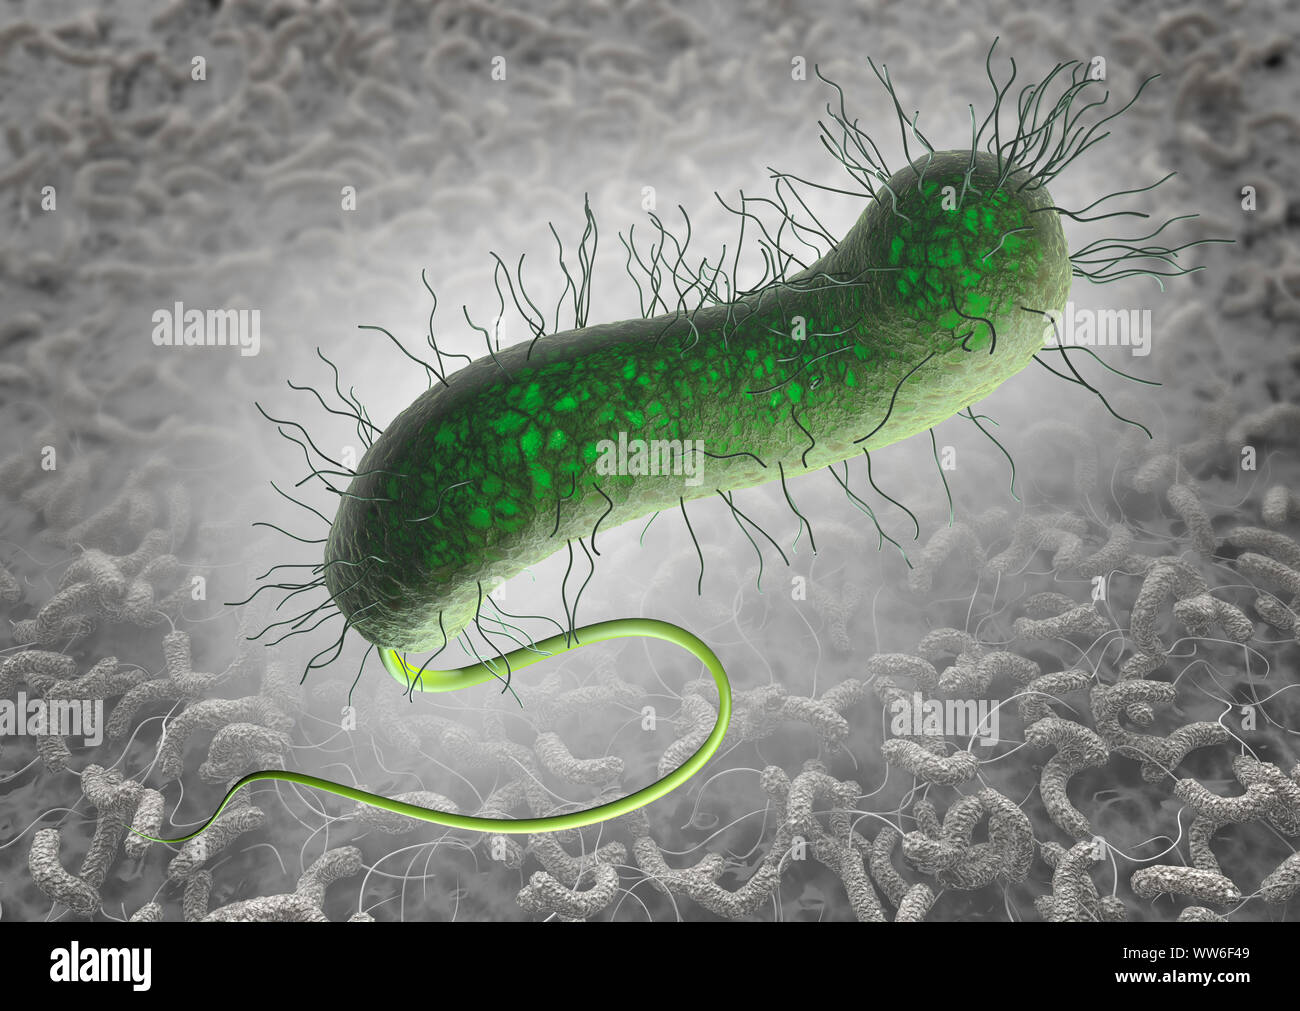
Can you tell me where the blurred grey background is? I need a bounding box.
[0,0,1298,922]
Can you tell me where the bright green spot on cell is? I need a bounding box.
[520,425,542,459]
[554,395,577,412]
[520,383,543,410]
[493,411,527,434]
[548,429,567,450]
[625,409,644,427]
[466,506,492,529]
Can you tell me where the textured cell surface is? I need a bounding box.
[327,151,1070,649]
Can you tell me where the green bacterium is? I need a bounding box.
[140,43,1228,844]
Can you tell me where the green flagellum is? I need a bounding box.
[325,150,1070,651]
